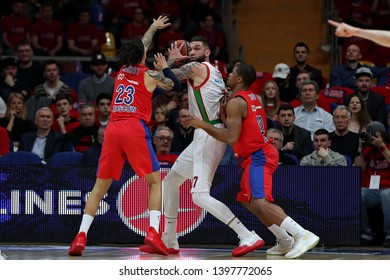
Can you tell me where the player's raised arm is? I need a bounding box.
[142,15,171,50]
[328,19,390,48]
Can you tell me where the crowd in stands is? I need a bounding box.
[1,0,390,247]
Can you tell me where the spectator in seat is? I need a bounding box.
[329,44,390,89]
[177,91,189,110]
[95,93,112,127]
[16,41,45,96]
[51,94,80,134]
[27,60,75,120]
[171,107,194,154]
[289,42,324,91]
[0,92,34,149]
[120,7,149,44]
[267,128,298,165]
[84,125,106,165]
[151,104,171,135]
[294,80,335,138]
[329,105,360,163]
[153,126,178,166]
[355,121,390,247]
[1,0,31,55]
[289,69,312,108]
[19,107,70,163]
[66,103,99,153]
[261,80,284,127]
[300,129,347,166]
[1,56,29,102]
[195,14,225,61]
[0,126,11,156]
[66,9,101,57]
[30,2,63,56]
[347,93,372,133]
[277,103,313,160]
[272,63,296,103]
[344,67,387,127]
[78,53,115,104]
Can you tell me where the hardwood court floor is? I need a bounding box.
[1,244,390,260]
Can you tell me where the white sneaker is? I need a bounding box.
[266,237,294,255]
[139,233,180,254]
[0,250,7,260]
[285,230,319,259]
[232,231,265,257]
[162,233,180,253]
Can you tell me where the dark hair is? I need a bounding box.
[44,59,58,69]
[296,69,313,79]
[54,93,72,104]
[294,42,309,53]
[314,128,330,138]
[116,38,144,67]
[235,62,257,88]
[96,93,112,104]
[277,103,295,115]
[190,36,210,49]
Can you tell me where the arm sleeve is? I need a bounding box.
[163,67,181,92]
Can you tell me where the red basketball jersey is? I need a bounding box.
[232,90,269,159]
[110,64,153,123]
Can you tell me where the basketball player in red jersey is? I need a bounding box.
[68,16,179,256]
[184,62,320,259]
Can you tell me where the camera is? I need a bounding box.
[359,131,373,142]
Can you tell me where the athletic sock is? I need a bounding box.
[229,217,252,239]
[268,224,291,240]
[79,214,94,236]
[165,216,177,241]
[149,210,161,232]
[280,217,305,237]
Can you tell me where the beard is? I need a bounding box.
[191,54,206,63]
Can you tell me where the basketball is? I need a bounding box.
[175,39,190,56]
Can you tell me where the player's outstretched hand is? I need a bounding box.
[154,53,168,71]
[328,19,357,38]
[152,15,171,30]
[168,41,190,67]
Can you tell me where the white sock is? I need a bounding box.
[165,216,177,241]
[268,224,291,240]
[280,217,305,237]
[79,214,94,236]
[229,217,253,239]
[149,210,161,232]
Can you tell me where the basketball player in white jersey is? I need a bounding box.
[140,36,264,257]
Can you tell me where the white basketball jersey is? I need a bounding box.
[187,62,225,123]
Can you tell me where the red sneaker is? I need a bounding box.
[68,232,87,256]
[139,245,180,254]
[143,227,169,256]
[232,231,265,257]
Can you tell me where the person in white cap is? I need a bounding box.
[355,121,390,247]
[272,63,295,103]
[344,67,387,127]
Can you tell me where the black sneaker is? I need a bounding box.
[383,239,390,248]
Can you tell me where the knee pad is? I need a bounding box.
[191,192,209,209]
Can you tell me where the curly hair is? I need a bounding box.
[116,38,145,68]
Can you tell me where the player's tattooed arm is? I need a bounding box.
[147,70,174,90]
[171,62,200,80]
[142,16,170,50]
